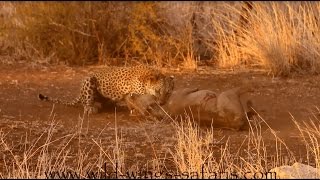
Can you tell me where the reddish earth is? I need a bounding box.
[0,62,319,172]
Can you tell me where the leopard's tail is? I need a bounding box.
[38,93,82,107]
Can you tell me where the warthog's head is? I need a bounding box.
[125,93,167,120]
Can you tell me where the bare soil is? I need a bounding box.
[0,63,319,172]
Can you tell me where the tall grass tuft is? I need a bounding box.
[207,2,320,76]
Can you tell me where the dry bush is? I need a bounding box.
[125,2,171,66]
[1,2,130,65]
[0,2,203,68]
[125,2,200,69]
[2,2,320,75]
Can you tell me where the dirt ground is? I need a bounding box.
[0,62,319,172]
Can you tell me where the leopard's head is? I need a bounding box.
[140,73,174,105]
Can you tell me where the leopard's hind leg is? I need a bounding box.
[79,76,100,115]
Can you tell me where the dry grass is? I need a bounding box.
[0,108,126,179]
[206,2,320,76]
[169,110,320,178]
[1,107,319,178]
[1,2,320,75]
[291,111,320,169]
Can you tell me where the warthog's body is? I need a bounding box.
[126,86,255,130]
[166,88,217,114]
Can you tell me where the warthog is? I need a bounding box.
[125,86,255,130]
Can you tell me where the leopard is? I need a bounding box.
[38,65,174,114]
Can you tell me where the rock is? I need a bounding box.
[269,163,320,179]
